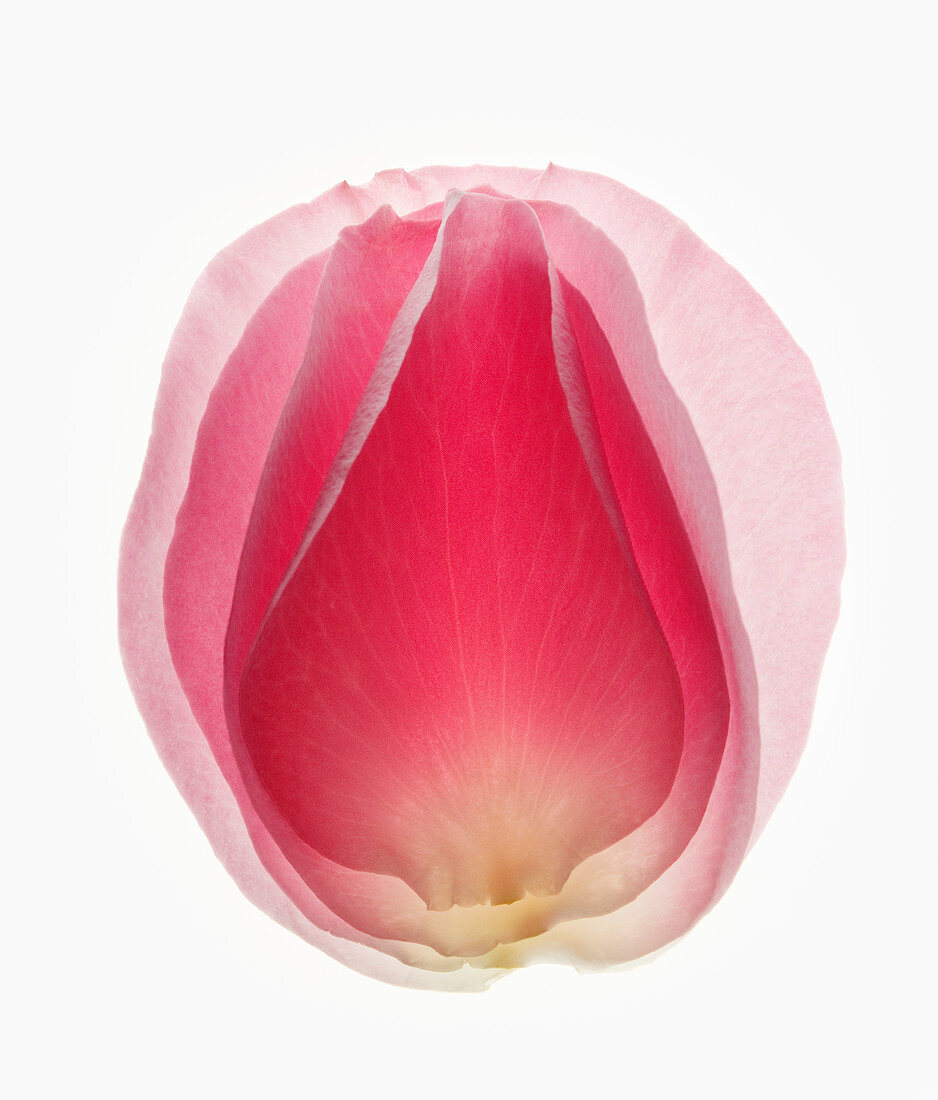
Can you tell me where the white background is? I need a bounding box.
[5,1,935,1096]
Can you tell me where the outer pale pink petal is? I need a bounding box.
[119,182,497,989]
[527,166,845,841]
[362,165,544,212]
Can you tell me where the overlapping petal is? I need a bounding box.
[120,165,844,988]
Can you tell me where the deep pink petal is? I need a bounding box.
[236,192,684,922]
[204,194,732,960]
[224,208,440,718]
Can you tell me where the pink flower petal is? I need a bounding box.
[352,167,842,964]
[236,192,683,927]
[121,182,499,988]
[165,198,569,962]
[513,254,735,924]
[121,165,844,983]
[224,208,441,704]
[362,172,843,839]
[527,167,845,844]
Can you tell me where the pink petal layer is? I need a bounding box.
[353,167,842,965]
[164,198,583,961]
[122,164,843,983]
[121,183,499,989]
[514,255,732,924]
[526,167,845,844]
[238,192,684,917]
[224,209,441,715]
[163,212,521,976]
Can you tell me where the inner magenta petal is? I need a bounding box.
[225,207,441,700]
[237,193,685,911]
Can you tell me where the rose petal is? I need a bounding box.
[121,182,499,988]
[169,198,553,962]
[527,167,845,844]
[350,167,841,965]
[224,208,441,704]
[503,255,734,925]
[122,165,843,983]
[237,191,684,922]
[367,170,843,833]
